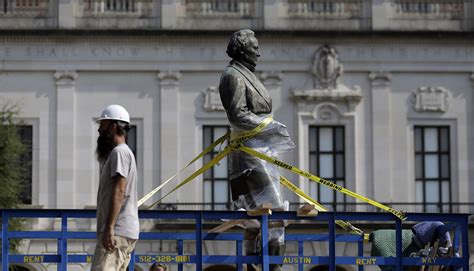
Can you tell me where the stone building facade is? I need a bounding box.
[0,0,473,270]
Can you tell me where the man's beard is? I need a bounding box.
[96,134,115,163]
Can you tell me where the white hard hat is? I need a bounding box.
[97,104,130,124]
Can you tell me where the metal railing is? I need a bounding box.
[157,202,474,214]
[185,0,257,17]
[287,0,363,18]
[393,0,464,18]
[0,209,470,271]
[0,0,49,15]
[82,0,153,16]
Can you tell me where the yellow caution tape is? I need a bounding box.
[279,176,363,235]
[239,146,406,221]
[140,115,406,223]
[147,147,232,209]
[139,116,273,207]
[138,132,229,207]
[229,116,273,146]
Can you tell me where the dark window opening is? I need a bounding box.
[309,126,345,211]
[17,125,32,205]
[203,126,230,210]
[126,125,137,163]
[414,126,451,213]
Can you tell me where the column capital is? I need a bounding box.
[157,71,181,86]
[54,70,78,86]
[369,72,391,87]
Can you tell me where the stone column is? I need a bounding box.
[157,71,181,203]
[468,73,474,208]
[371,0,389,30]
[161,0,181,29]
[369,72,392,203]
[55,71,77,208]
[463,0,474,31]
[361,0,373,30]
[58,0,76,28]
[263,0,282,30]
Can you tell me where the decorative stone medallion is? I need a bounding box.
[293,45,362,112]
[413,86,450,112]
[312,44,342,90]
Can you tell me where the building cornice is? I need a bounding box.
[0,30,474,44]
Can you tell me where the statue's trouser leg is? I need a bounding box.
[244,228,259,271]
[231,169,284,270]
[230,170,282,210]
[244,226,285,271]
[269,226,285,271]
[269,243,285,271]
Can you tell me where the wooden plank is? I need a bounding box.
[247,203,273,216]
[208,219,244,233]
[297,204,318,217]
[247,208,272,216]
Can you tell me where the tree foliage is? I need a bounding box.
[0,101,28,252]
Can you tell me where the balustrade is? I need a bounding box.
[287,0,363,18]
[185,0,256,17]
[82,0,153,16]
[0,0,49,16]
[394,0,464,18]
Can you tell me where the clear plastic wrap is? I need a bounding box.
[227,115,294,254]
[229,114,295,210]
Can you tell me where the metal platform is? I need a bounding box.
[1,209,470,270]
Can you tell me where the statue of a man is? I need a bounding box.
[219,29,294,271]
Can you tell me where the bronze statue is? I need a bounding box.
[219,29,294,271]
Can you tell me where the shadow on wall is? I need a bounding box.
[204,265,237,271]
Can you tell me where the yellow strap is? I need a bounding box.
[138,132,229,207]
[279,176,363,235]
[240,146,406,220]
[138,116,273,207]
[140,115,405,224]
[146,147,232,209]
[229,116,273,147]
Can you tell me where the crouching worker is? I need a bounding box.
[370,221,457,271]
[91,105,139,271]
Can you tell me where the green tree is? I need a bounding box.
[0,101,28,252]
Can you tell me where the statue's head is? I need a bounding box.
[226,29,260,71]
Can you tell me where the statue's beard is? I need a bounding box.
[96,134,115,163]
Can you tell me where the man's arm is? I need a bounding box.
[102,175,127,251]
[437,224,452,248]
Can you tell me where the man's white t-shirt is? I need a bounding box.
[97,143,139,240]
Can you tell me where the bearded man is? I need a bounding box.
[91,104,139,271]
